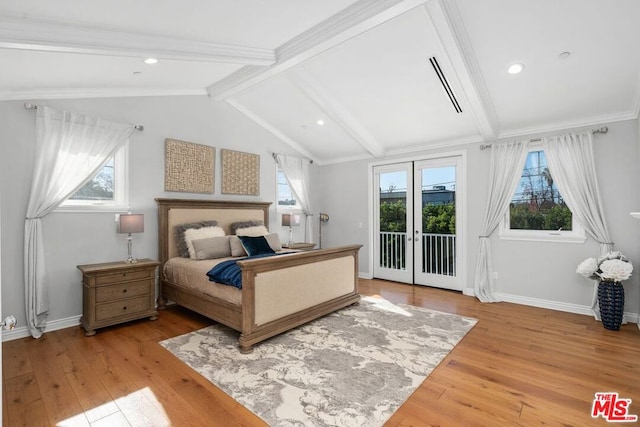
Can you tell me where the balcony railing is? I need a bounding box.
[379,232,456,276]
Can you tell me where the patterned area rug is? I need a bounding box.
[160,297,477,427]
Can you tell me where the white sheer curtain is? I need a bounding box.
[542,131,613,318]
[25,106,135,338]
[474,140,530,302]
[275,154,313,243]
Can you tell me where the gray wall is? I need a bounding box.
[313,119,640,318]
[2,94,638,336]
[0,95,306,334]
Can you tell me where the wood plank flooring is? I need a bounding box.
[4,279,640,426]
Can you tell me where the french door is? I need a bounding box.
[373,156,463,290]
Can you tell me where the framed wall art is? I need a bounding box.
[164,138,215,193]
[221,149,260,196]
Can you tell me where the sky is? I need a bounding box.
[378,166,455,194]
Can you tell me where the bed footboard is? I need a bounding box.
[236,244,362,352]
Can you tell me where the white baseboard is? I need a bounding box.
[2,315,81,342]
[4,289,637,342]
[495,292,639,324]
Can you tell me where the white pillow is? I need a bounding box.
[264,233,282,251]
[235,225,269,237]
[184,226,225,259]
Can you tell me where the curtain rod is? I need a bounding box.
[24,101,144,131]
[272,152,313,164]
[479,126,608,150]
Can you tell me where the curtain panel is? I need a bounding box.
[24,106,135,338]
[275,154,313,243]
[542,131,613,319]
[473,140,530,302]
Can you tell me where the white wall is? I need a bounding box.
[0,95,306,339]
[313,119,640,319]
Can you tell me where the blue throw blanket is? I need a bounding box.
[206,253,283,289]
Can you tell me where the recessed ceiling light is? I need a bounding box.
[507,63,524,74]
[144,57,158,65]
[316,120,325,126]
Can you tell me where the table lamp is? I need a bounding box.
[117,213,144,263]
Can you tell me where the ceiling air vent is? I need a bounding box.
[429,56,462,114]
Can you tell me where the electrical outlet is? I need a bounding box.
[492,271,499,280]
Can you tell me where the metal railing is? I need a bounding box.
[422,233,456,276]
[379,232,456,276]
[379,232,407,270]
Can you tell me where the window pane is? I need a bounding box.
[510,150,572,231]
[277,170,297,206]
[379,171,407,233]
[69,158,114,201]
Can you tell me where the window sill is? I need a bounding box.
[498,231,586,244]
[55,204,130,213]
[277,206,303,213]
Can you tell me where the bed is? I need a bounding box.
[156,198,362,352]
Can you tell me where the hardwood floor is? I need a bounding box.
[4,279,640,426]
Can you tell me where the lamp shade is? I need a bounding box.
[282,213,300,227]
[118,213,144,234]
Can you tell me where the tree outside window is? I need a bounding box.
[69,158,114,201]
[509,150,572,231]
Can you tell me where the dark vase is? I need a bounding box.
[598,281,625,330]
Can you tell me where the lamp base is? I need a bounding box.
[125,234,138,264]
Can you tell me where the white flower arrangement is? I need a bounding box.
[576,251,633,283]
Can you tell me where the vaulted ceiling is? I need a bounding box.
[2,0,639,164]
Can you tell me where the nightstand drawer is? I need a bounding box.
[96,296,150,321]
[95,269,151,285]
[95,280,150,303]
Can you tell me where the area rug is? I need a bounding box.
[160,297,477,426]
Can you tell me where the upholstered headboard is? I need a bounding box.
[155,198,271,264]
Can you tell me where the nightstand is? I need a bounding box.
[283,242,316,251]
[77,259,160,336]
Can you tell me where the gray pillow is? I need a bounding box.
[229,235,247,257]
[191,236,232,260]
[230,220,264,235]
[175,220,218,258]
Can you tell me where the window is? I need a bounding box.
[276,167,299,210]
[500,148,585,242]
[58,143,129,211]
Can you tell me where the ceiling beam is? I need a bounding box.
[207,0,431,100]
[0,15,276,65]
[225,98,320,164]
[423,0,500,140]
[287,69,385,158]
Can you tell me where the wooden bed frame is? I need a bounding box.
[156,198,361,352]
